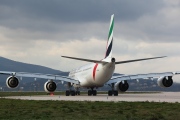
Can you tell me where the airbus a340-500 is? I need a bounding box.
[1,14,179,96]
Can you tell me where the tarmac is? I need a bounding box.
[3,92,180,103]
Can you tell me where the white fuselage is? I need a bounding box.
[69,62,115,88]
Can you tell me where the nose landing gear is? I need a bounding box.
[88,87,97,96]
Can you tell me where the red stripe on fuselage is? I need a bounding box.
[93,63,98,80]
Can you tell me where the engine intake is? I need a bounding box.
[44,80,57,93]
[157,76,173,88]
[6,76,19,88]
[115,81,129,92]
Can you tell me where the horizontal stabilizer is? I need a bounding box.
[115,56,166,64]
[61,56,107,63]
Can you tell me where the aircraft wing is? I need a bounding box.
[106,72,180,84]
[0,71,80,84]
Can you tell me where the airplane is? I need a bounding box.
[0,14,179,96]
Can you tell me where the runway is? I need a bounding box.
[3,92,180,103]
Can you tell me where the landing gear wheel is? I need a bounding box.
[71,90,75,96]
[76,91,80,95]
[108,90,112,96]
[114,90,118,96]
[108,83,119,96]
[88,90,92,96]
[92,90,97,96]
[108,90,118,96]
[66,90,70,96]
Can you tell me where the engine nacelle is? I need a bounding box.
[157,76,173,88]
[115,81,129,92]
[6,76,19,88]
[44,80,57,93]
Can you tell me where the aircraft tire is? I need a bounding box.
[88,90,92,96]
[114,90,118,96]
[71,90,76,96]
[92,90,97,96]
[66,90,70,96]
[108,90,112,96]
[76,91,80,95]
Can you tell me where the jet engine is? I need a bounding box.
[6,76,19,88]
[157,76,173,88]
[44,80,57,93]
[115,81,129,92]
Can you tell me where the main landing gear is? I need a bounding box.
[65,90,80,96]
[88,87,97,96]
[108,90,118,96]
[65,82,80,96]
[108,83,118,96]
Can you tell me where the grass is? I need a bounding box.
[0,98,179,120]
[0,91,177,120]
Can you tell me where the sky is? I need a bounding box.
[0,0,180,81]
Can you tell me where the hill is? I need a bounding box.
[0,56,65,74]
[0,56,68,91]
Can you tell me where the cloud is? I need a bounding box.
[0,0,165,38]
[116,0,180,42]
[0,0,164,23]
[1,0,178,43]
[0,0,179,83]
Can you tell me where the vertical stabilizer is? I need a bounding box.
[105,14,114,59]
